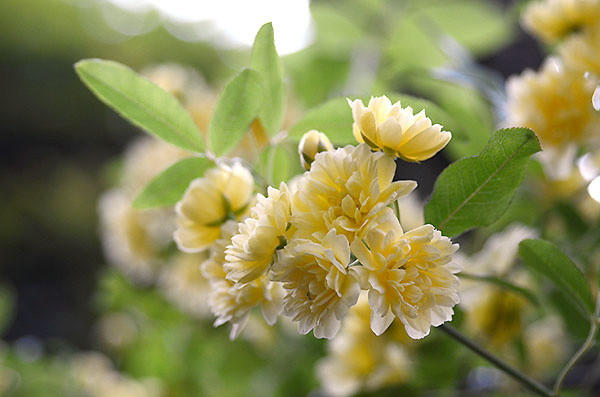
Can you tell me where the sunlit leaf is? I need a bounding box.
[209,68,264,156]
[251,23,285,136]
[133,157,213,209]
[425,128,540,237]
[75,59,205,152]
[519,239,594,316]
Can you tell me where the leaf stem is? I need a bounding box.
[552,293,600,396]
[438,324,553,396]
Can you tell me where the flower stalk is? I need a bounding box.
[438,323,553,397]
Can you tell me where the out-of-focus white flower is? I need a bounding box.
[349,96,451,162]
[521,0,600,43]
[71,352,163,397]
[505,58,600,180]
[524,316,569,376]
[316,293,411,397]
[159,252,211,318]
[98,188,175,284]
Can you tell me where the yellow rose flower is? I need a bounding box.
[298,129,334,170]
[316,293,411,397]
[350,213,460,339]
[159,252,211,318]
[293,143,416,242]
[174,162,255,253]
[225,182,293,284]
[348,96,451,162]
[273,229,361,339]
[560,24,600,77]
[202,221,283,339]
[521,0,600,43]
[506,58,600,179]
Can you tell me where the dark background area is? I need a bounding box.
[0,0,543,350]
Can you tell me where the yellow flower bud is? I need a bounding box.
[298,130,334,170]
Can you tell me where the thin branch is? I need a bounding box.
[438,324,553,397]
[552,293,600,396]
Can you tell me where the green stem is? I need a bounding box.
[552,293,600,396]
[438,324,553,397]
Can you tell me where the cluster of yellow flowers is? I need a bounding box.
[507,0,600,180]
[176,95,460,340]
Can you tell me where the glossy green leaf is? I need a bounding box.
[519,239,594,315]
[133,157,213,209]
[288,94,457,145]
[425,128,540,237]
[251,23,285,136]
[75,59,204,152]
[209,68,264,156]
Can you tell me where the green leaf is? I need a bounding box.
[251,23,285,136]
[288,94,457,146]
[519,239,594,315]
[133,157,213,209]
[209,68,264,156]
[425,128,540,237]
[259,142,304,186]
[458,273,539,306]
[75,59,204,152]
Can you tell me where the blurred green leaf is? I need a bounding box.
[251,23,285,136]
[519,239,594,316]
[75,59,205,152]
[458,273,539,306]
[0,285,15,336]
[133,157,213,209]
[260,143,304,187]
[209,68,264,156]
[425,128,541,237]
[288,94,457,146]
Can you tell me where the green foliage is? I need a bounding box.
[74,59,205,152]
[259,143,304,187]
[133,157,213,209]
[288,94,457,145]
[519,239,594,316]
[0,285,14,336]
[425,128,541,237]
[251,23,285,136]
[208,69,264,156]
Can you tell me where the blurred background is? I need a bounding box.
[0,0,546,395]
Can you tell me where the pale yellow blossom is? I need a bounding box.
[348,96,451,161]
[524,316,569,376]
[560,24,600,77]
[522,0,600,43]
[273,229,361,339]
[174,162,254,252]
[293,143,416,242]
[159,252,211,318]
[457,224,537,347]
[202,221,283,339]
[506,58,600,179]
[316,293,411,397]
[225,182,292,284]
[71,352,163,397]
[298,129,334,170]
[350,213,460,339]
[98,188,175,284]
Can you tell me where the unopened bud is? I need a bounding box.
[298,130,333,170]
